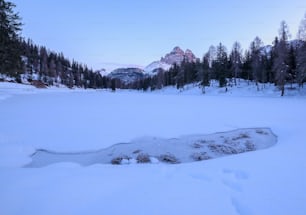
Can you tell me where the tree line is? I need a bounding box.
[18,39,115,89]
[1,0,306,96]
[0,0,116,89]
[130,19,306,96]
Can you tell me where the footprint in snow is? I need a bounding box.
[221,169,249,192]
[223,168,249,180]
[231,197,252,215]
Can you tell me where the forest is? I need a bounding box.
[1,0,306,96]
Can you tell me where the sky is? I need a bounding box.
[12,0,306,71]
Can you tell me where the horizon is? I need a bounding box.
[12,0,306,70]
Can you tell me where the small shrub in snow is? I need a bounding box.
[191,142,203,148]
[192,140,214,148]
[158,154,180,164]
[232,133,250,141]
[208,144,238,155]
[111,155,130,165]
[223,138,231,144]
[240,133,250,138]
[136,153,151,163]
[198,139,209,144]
[191,152,211,161]
[245,140,255,151]
[256,129,268,135]
[204,140,215,144]
[31,80,47,88]
[133,149,141,154]
[111,157,122,165]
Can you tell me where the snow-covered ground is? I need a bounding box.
[0,82,306,215]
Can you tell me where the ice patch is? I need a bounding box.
[26,128,277,167]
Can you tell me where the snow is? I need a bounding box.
[144,60,172,74]
[0,81,306,215]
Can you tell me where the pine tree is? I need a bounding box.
[111,79,116,91]
[297,43,306,87]
[39,46,48,80]
[230,41,242,85]
[241,50,252,82]
[0,0,22,77]
[213,43,228,87]
[273,21,290,96]
[261,48,273,84]
[297,13,306,41]
[297,13,306,87]
[176,61,186,89]
[250,37,263,89]
[287,44,297,88]
[199,55,210,93]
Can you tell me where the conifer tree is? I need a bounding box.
[0,0,22,77]
[297,13,306,87]
[287,44,297,87]
[230,42,242,85]
[273,21,290,96]
[213,43,228,87]
[250,37,263,89]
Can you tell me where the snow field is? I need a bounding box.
[0,82,306,215]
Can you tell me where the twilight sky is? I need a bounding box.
[12,0,306,70]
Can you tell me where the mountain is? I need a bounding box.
[95,68,109,77]
[107,68,145,84]
[144,46,197,75]
[106,46,197,83]
[144,61,172,74]
[98,63,145,76]
[161,46,196,65]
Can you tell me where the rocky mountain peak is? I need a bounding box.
[184,49,196,63]
[171,46,185,55]
[160,46,197,65]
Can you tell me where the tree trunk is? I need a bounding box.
[281,85,285,96]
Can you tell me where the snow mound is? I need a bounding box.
[26,128,277,167]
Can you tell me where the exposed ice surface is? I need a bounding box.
[27,128,277,167]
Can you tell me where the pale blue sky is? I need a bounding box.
[13,0,306,70]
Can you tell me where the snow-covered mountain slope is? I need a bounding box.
[0,82,306,215]
[144,61,172,74]
[97,63,144,76]
[95,68,109,77]
[107,67,145,83]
